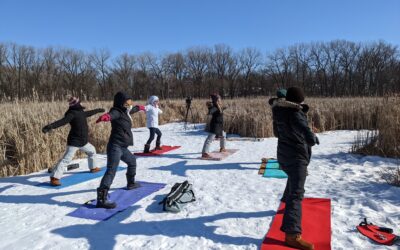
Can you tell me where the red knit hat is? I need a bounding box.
[68,96,80,107]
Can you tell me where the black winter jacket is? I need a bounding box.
[208,105,224,136]
[45,105,103,147]
[271,99,317,166]
[108,92,138,147]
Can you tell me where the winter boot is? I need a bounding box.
[154,141,162,150]
[50,177,61,186]
[126,174,141,190]
[285,234,314,250]
[90,167,101,173]
[96,188,117,209]
[144,144,150,153]
[202,152,212,158]
[220,147,227,152]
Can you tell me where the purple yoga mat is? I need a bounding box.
[68,181,166,221]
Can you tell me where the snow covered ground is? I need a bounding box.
[0,123,399,250]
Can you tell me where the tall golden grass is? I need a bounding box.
[350,97,400,186]
[1,97,399,177]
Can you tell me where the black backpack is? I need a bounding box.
[159,181,196,213]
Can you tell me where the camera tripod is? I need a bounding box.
[184,99,196,130]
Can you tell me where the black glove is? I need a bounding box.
[95,108,105,113]
[301,104,310,113]
[42,125,52,134]
[129,105,140,114]
[315,136,320,145]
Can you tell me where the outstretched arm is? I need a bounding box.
[85,108,105,117]
[42,113,74,133]
[129,105,145,114]
[96,109,121,123]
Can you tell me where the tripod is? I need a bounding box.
[184,99,196,130]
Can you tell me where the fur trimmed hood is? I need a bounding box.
[273,98,310,113]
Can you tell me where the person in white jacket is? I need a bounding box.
[144,95,163,153]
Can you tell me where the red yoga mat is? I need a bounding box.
[134,145,181,156]
[261,198,331,250]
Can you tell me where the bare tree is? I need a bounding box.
[90,49,111,98]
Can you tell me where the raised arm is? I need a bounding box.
[85,108,105,118]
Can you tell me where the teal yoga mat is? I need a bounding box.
[263,161,287,178]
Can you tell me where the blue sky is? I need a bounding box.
[0,0,399,55]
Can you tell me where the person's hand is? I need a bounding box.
[315,136,320,145]
[206,101,213,108]
[96,113,111,123]
[42,125,52,133]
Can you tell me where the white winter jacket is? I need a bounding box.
[145,96,163,128]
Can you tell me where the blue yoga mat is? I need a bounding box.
[68,181,166,221]
[263,161,287,178]
[37,166,125,189]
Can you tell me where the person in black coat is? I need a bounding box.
[42,97,105,186]
[201,94,227,158]
[95,91,144,209]
[271,87,318,250]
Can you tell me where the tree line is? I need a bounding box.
[0,40,399,101]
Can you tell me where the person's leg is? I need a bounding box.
[280,163,313,250]
[281,175,290,202]
[146,128,156,145]
[145,128,155,152]
[121,147,139,189]
[202,133,216,154]
[51,146,79,181]
[280,164,307,234]
[79,143,100,172]
[219,131,226,152]
[155,128,162,149]
[98,143,122,190]
[96,143,121,209]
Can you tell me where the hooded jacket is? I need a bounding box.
[271,99,317,166]
[45,104,103,147]
[208,104,224,137]
[108,92,135,147]
[145,95,163,128]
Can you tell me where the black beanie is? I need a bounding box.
[210,93,221,104]
[286,87,305,104]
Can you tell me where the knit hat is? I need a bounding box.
[276,89,287,98]
[210,93,221,104]
[286,87,305,104]
[68,96,80,107]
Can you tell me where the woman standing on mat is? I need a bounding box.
[202,93,226,158]
[95,91,144,209]
[42,97,104,186]
[143,95,163,153]
[271,87,319,250]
